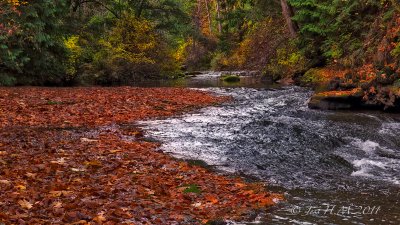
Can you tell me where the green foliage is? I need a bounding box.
[391,42,400,57]
[90,14,179,84]
[182,184,202,194]
[0,73,17,86]
[0,0,69,85]
[289,0,385,65]
[300,68,325,85]
[65,36,83,79]
[264,40,308,80]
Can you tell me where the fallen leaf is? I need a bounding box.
[15,185,26,191]
[84,160,102,168]
[53,201,63,208]
[50,158,66,165]
[191,202,202,208]
[80,138,98,142]
[18,199,33,209]
[205,195,219,204]
[26,172,37,178]
[93,212,107,223]
[49,191,73,197]
[71,168,86,172]
[109,149,123,153]
[0,180,11,185]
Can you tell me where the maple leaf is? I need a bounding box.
[93,212,107,223]
[84,160,102,168]
[49,191,73,197]
[205,194,219,204]
[18,199,33,209]
[15,184,26,191]
[52,201,63,208]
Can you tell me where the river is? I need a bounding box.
[137,72,400,224]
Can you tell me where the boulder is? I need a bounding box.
[308,89,364,110]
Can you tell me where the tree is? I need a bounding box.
[0,0,70,85]
[280,0,298,38]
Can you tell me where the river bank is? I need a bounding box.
[295,66,400,112]
[0,87,281,224]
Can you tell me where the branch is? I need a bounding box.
[72,0,120,18]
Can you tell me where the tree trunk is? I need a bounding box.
[280,0,298,38]
[204,0,212,34]
[216,0,222,33]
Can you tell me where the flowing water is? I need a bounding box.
[137,73,400,224]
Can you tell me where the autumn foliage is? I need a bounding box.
[0,87,281,224]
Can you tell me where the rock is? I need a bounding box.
[276,77,294,85]
[220,75,240,83]
[184,71,203,76]
[300,68,326,86]
[308,89,363,110]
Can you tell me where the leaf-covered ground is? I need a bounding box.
[0,87,281,224]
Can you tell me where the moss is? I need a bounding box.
[300,68,325,85]
[181,184,202,194]
[220,75,240,83]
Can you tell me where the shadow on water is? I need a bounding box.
[136,72,400,225]
[130,72,277,89]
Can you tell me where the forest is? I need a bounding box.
[1,1,398,86]
[1,0,400,224]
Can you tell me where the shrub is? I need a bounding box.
[0,73,17,86]
[91,14,180,84]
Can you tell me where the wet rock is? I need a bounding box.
[220,75,240,83]
[309,87,400,111]
[308,89,363,110]
[184,71,203,77]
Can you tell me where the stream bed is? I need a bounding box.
[137,73,400,224]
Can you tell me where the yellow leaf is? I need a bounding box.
[15,185,26,191]
[93,212,107,223]
[49,191,73,197]
[84,160,102,167]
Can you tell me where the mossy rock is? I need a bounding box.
[220,75,240,83]
[309,89,364,110]
[300,68,325,86]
